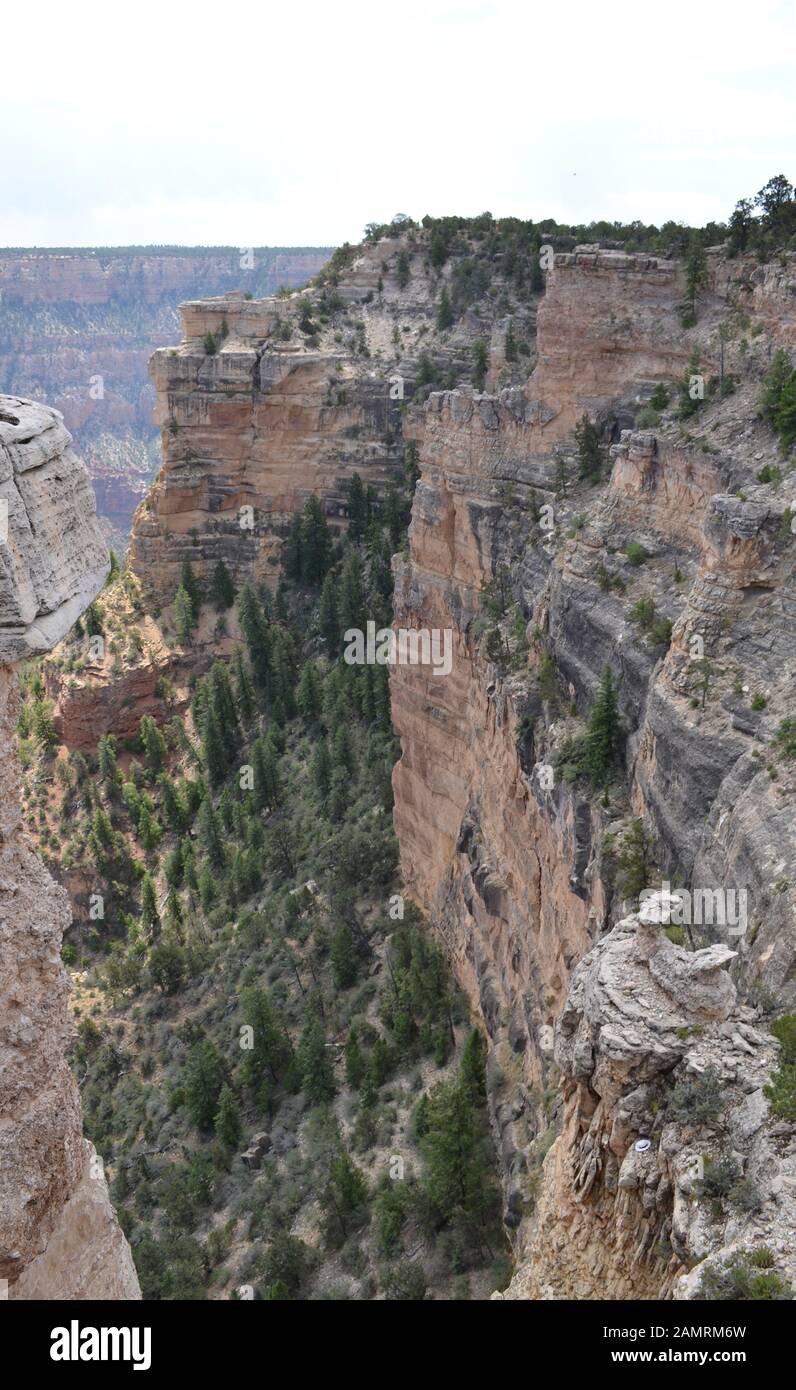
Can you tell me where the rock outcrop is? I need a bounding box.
[0,396,139,1299]
[0,248,332,541]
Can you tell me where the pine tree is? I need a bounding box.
[681,233,708,328]
[331,924,357,989]
[140,872,159,932]
[318,572,340,654]
[677,348,703,420]
[174,585,195,644]
[584,667,622,787]
[202,707,227,788]
[301,496,332,584]
[460,1028,486,1101]
[240,987,293,1087]
[298,1016,336,1104]
[338,550,366,634]
[214,1084,242,1148]
[183,1040,224,1131]
[140,715,167,773]
[210,558,236,610]
[237,584,272,690]
[97,734,118,789]
[346,473,367,542]
[344,1029,366,1088]
[231,645,256,723]
[157,774,185,832]
[311,739,332,800]
[472,339,488,390]
[283,515,304,580]
[504,321,517,361]
[575,414,604,482]
[198,798,226,874]
[296,661,323,721]
[180,558,202,624]
[395,250,410,288]
[252,737,281,811]
[437,287,454,331]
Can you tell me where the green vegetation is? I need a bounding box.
[764,1014,796,1121]
[574,415,604,483]
[760,348,796,455]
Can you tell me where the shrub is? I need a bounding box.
[625,541,649,566]
[668,1066,723,1126]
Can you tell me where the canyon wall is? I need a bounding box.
[0,248,332,543]
[0,396,139,1299]
[391,248,796,1295]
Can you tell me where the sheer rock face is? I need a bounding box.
[391,248,796,1294]
[0,395,139,1299]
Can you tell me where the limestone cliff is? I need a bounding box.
[0,396,139,1299]
[390,247,796,1296]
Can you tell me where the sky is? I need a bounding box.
[2,0,794,248]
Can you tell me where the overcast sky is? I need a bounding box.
[3,0,794,248]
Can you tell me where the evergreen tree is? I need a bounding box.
[296,661,323,722]
[344,1029,366,1088]
[346,473,368,542]
[180,558,202,624]
[395,250,410,288]
[504,321,517,361]
[253,737,282,811]
[437,287,454,330]
[240,987,293,1087]
[174,585,195,644]
[97,734,118,789]
[298,1016,336,1104]
[231,645,256,723]
[575,414,604,482]
[301,496,332,584]
[583,667,622,787]
[460,1028,487,1101]
[331,923,357,989]
[283,515,304,581]
[183,1040,224,1131]
[237,584,272,690]
[158,774,186,832]
[311,739,332,799]
[422,1077,491,1225]
[214,1084,242,1148]
[472,338,488,390]
[202,707,227,788]
[140,715,167,773]
[337,550,366,633]
[681,232,708,327]
[210,558,236,610]
[318,571,340,654]
[198,798,226,874]
[140,872,159,933]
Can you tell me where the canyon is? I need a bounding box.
[0,248,331,548]
[4,215,795,1302]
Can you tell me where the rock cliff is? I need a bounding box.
[129,228,535,602]
[390,246,796,1296]
[0,248,331,543]
[0,396,139,1299]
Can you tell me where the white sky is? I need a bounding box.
[2,0,794,247]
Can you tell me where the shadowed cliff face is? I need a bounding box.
[0,396,139,1299]
[390,247,796,1296]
